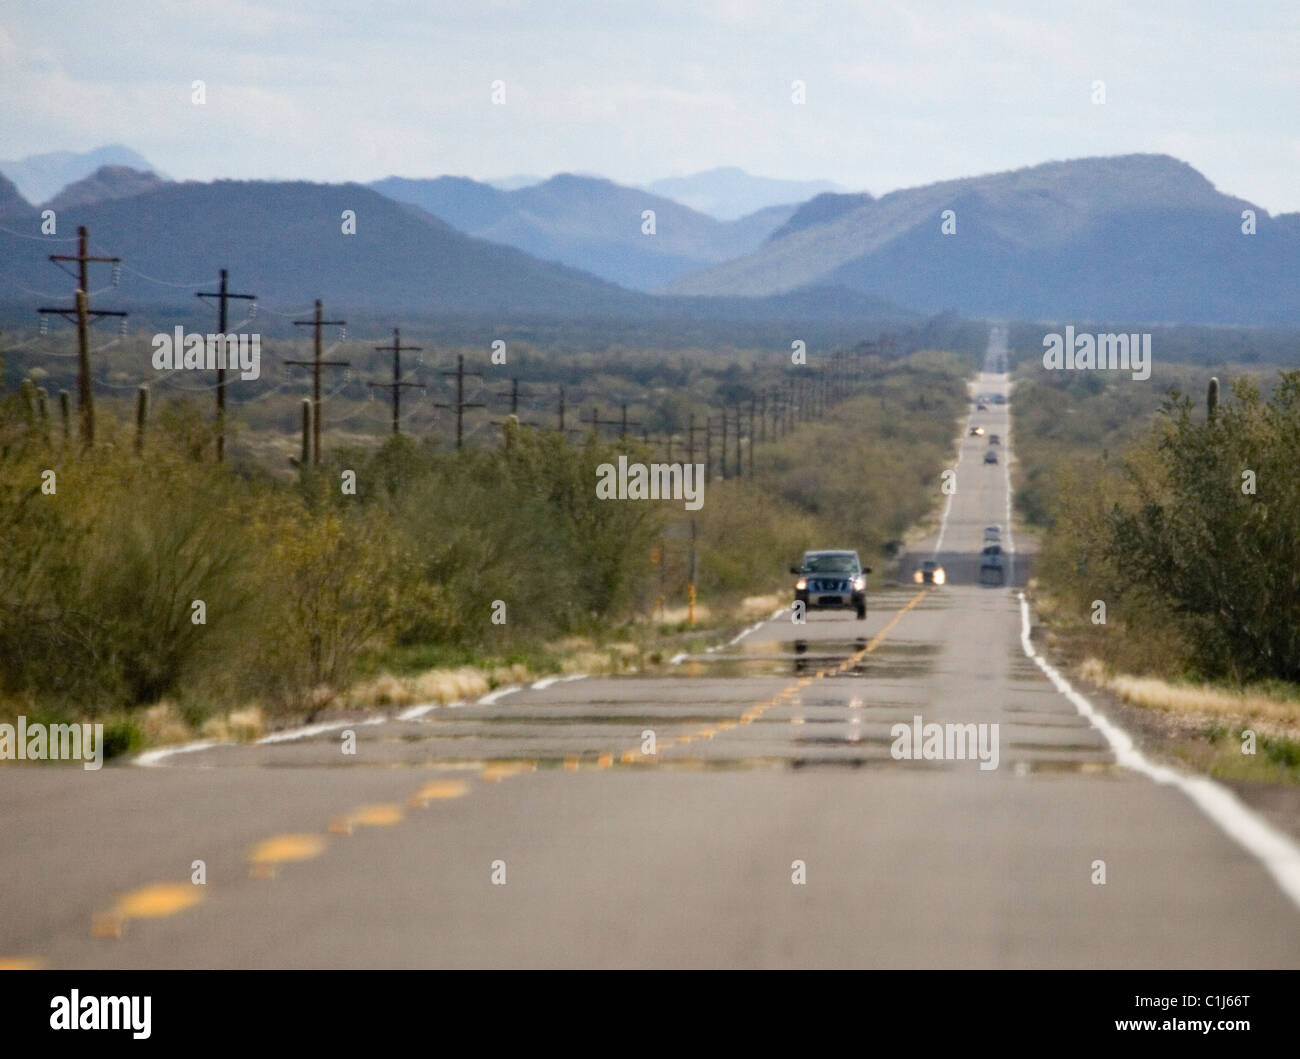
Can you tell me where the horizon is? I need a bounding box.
[5,147,1288,220]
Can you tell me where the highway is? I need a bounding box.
[4,332,1300,969]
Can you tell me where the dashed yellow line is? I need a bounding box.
[92,881,206,938]
[0,956,45,970]
[605,588,928,764]
[410,779,469,806]
[349,804,405,827]
[482,760,536,782]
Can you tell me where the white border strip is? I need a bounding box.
[1017,591,1300,911]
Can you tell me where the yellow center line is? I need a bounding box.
[608,588,928,763]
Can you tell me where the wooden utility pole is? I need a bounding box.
[435,354,484,449]
[618,403,641,441]
[367,328,425,436]
[299,399,312,465]
[582,405,632,440]
[287,300,349,464]
[38,226,126,447]
[196,269,256,461]
[703,414,713,482]
[733,407,743,479]
[719,411,728,480]
[496,376,533,416]
[748,397,756,477]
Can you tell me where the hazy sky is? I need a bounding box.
[3,0,1298,211]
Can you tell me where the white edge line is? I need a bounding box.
[134,740,222,768]
[1017,591,1300,911]
[531,674,588,690]
[478,684,523,705]
[258,716,386,744]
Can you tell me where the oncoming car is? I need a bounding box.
[913,559,946,585]
[791,550,870,619]
[984,450,999,464]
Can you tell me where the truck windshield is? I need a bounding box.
[803,555,858,573]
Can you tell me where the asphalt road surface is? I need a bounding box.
[4,330,1300,969]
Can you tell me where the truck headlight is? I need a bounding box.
[795,578,807,590]
[853,576,866,591]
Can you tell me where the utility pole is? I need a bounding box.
[287,299,349,464]
[367,328,425,436]
[435,353,485,449]
[38,226,126,447]
[619,403,641,441]
[557,386,567,434]
[720,411,728,480]
[583,405,638,440]
[703,414,713,482]
[197,269,256,461]
[497,376,530,416]
[748,397,756,477]
[733,406,743,479]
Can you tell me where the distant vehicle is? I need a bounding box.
[988,433,999,445]
[971,425,985,436]
[913,559,946,586]
[991,394,1007,405]
[979,546,1005,585]
[976,401,988,411]
[984,450,999,464]
[792,550,869,619]
[983,526,1000,543]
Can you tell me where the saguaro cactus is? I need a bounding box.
[135,384,149,454]
[1207,376,1219,424]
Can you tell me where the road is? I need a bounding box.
[4,329,1300,969]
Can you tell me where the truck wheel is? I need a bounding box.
[856,604,866,620]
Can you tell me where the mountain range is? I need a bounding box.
[0,175,906,326]
[1,149,1297,325]
[0,144,165,206]
[369,173,796,290]
[666,154,1300,324]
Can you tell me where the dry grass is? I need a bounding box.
[411,667,492,704]
[739,593,782,617]
[139,701,192,745]
[199,704,266,743]
[1078,657,1300,738]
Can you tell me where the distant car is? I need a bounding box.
[976,401,988,411]
[979,546,1005,585]
[983,526,1000,543]
[992,394,1007,404]
[792,550,870,619]
[971,425,985,436]
[988,434,1000,445]
[913,559,946,585]
[984,450,998,464]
